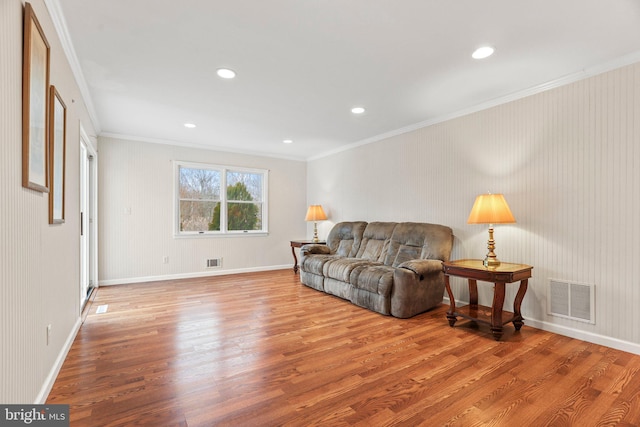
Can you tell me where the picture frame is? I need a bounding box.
[22,2,51,193]
[49,86,66,224]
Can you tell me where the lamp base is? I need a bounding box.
[483,256,501,268]
[312,222,319,243]
[484,225,501,267]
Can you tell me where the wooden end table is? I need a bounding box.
[443,259,533,340]
[290,240,326,273]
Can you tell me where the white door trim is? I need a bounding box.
[79,125,98,310]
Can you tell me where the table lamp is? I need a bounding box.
[305,205,327,243]
[467,193,516,267]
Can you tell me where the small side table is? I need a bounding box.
[290,240,326,273]
[443,259,533,340]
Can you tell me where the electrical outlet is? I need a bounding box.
[163,256,169,264]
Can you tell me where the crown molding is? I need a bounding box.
[308,51,640,162]
[44,0,101,134]
[100,132,306,162]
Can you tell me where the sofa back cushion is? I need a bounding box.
[384,222,453,267]
[355,222,397,261]
[326,221,367,257]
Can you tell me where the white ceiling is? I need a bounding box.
[52,0,640,161]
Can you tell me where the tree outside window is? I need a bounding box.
[209,182,260,231]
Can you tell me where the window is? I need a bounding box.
[175,161,268,236]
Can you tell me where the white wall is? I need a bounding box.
[1,0,98,403]
[308,62,640,353]
[98,137,307,284]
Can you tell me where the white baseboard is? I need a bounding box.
[34,317,82,404]
[99,264,292,286]
[442,297,640,356]
[524,319,640,355]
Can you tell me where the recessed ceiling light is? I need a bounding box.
[472,46,495,59]
[184,123,196,128]
[351,107,366,114]
[283,139,293,144]
[216,68,236,79]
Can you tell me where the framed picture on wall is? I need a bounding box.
[49,86,66,224]
[22,2,51,193]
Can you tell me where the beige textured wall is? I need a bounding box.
[308,62,640,352]
[1,0,98,403]
[98,136,307,284]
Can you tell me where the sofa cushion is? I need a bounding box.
[301,254,339,275]
[384,222,454,267]
[350,264,395,297]
[388,244,422,267]
[336,240,354,257]
[323,258,376,282]
[299,271,325,292]
[323,277,352,300]
[355,222,397,261]
[351,287,391,315]
[326,221,367,257]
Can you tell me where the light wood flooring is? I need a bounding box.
[47,269,640,426]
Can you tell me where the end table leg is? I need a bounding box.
[291,245,299,273]
[513,319,524,331]
[447,314,457,327]
[444,275,457,327]
[468,279,478,306]
[491,327,504,341]
[513,279,529,331]
[491,282,506,340]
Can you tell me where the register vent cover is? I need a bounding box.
[206,258,222,268]
[548,279,595,324]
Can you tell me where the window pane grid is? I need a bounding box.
[179,197,220,201]
[175,162,267,235]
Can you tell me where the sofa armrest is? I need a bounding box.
[398,259,443,279]
[301,244,331,256]
[392,259,446,318]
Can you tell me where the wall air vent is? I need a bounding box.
[206,258,222,269]
[548,279,595,324]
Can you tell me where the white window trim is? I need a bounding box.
[173,160,269,238]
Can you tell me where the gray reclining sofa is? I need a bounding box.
[299,221,454,318]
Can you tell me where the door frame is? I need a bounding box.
[79,125,98,311]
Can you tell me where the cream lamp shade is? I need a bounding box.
[467,194,515,267]
[305,205,327,222]
[305,205,327,243]
[467,193,516,224]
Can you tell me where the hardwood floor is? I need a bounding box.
[47,270,640,426]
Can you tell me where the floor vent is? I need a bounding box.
[206,258,222,268]
[548,279,595,324]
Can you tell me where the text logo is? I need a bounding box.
[0,405,69,426]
